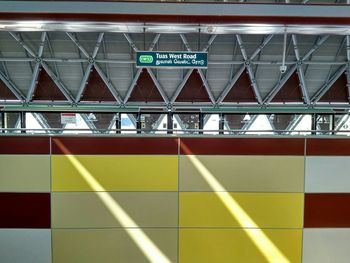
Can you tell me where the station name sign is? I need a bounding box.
[136,51,208,69]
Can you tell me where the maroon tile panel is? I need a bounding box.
[180,137,304,155]
[0,193,50,228]
[304,193,350,228]
[0,136,50,154]
[52,137,179,155]
[306,138,350,156]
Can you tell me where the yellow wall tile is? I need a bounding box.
[180,229,302,263]
[52,228,177,263]
[52,192,178,228]
[52,155,178,191]
[0,155,50,192]
[180,155,304,192]
[180,192,303,228]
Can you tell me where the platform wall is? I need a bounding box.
[0,136,350,263]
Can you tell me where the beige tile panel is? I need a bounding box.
[303,228,350,263]
[0,155,50,192]
[52,228,177,263]
[180,155,304,192]
[52,192,178,228]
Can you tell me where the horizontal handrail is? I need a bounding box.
[0,128,349,136]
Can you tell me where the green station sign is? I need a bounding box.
[136,51,208,68]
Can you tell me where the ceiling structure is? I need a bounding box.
[0,1,350,113]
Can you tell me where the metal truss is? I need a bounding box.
[2,31,350,112]
[171,34,217,105]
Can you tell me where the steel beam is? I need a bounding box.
[250,35,274,60]
[75,63,93,103]
[264,64,297,103]
[66,32,90,58]
[312,64,347,102]
[8,32,36,57]
[147,68,169,104]
[92,33,104,58]
[123,34,161,104]
[346,36,350,102]
[0,70,25,101]
[26,63,41,102]
[291,34,310,105]
[236,35,263,104]
[217,65,246,104]
[41,62,74,102]
[170,69,193,104]
[94,63,123,103]
[123,33,139,52]
[174,34,217,104]
[302,35,329,62]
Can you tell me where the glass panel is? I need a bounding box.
[247,115,274,135]
[25,113,46,134]
[83,113,116,133]
[224,114,246,134]
[120,113,137,134]
[203,114,219,134]
[4,112,21,133]
[268,114,296,134]
[290,115,312,135]
[62,114,92,134]
[140,113,167,134]
[335,114,350,136]
[41,112,65,131]
[316,114,333,135]
[173,113,200,134]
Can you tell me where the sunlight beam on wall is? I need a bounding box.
[181,143,290,263]
[55,140,173,263]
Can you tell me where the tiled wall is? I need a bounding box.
[0,136,350,263]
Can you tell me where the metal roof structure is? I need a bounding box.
[0,1,350,113]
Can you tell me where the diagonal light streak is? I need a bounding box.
[181,143,290,263]
[55,140,172,263]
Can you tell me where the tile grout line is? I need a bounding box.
[301,137,307,263]
[49,136,53,263]
[177,137,180,263]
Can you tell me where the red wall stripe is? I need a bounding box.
[180,137,304,155]
[52,137,179,155]
[0,136,50,154]
[0,193,50,228]
[306,138,350,156]
[304,193,350,228]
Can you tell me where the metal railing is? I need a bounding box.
[0,128,349,136]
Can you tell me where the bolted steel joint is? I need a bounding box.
[244,60,251,66]
[297,60,303,66]
[166,103,173,112]
[88,57,95,64]
[35,57,42,63]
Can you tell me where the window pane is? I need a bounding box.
[140,113,167,134]
[173,113,200,134]
[121,113,137,134]
[316,114,332,135]
[335,114,350,136]
[25,113,46,134]
[4,112,21,133]
[203,114,219,135]
[62,114,92,134]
